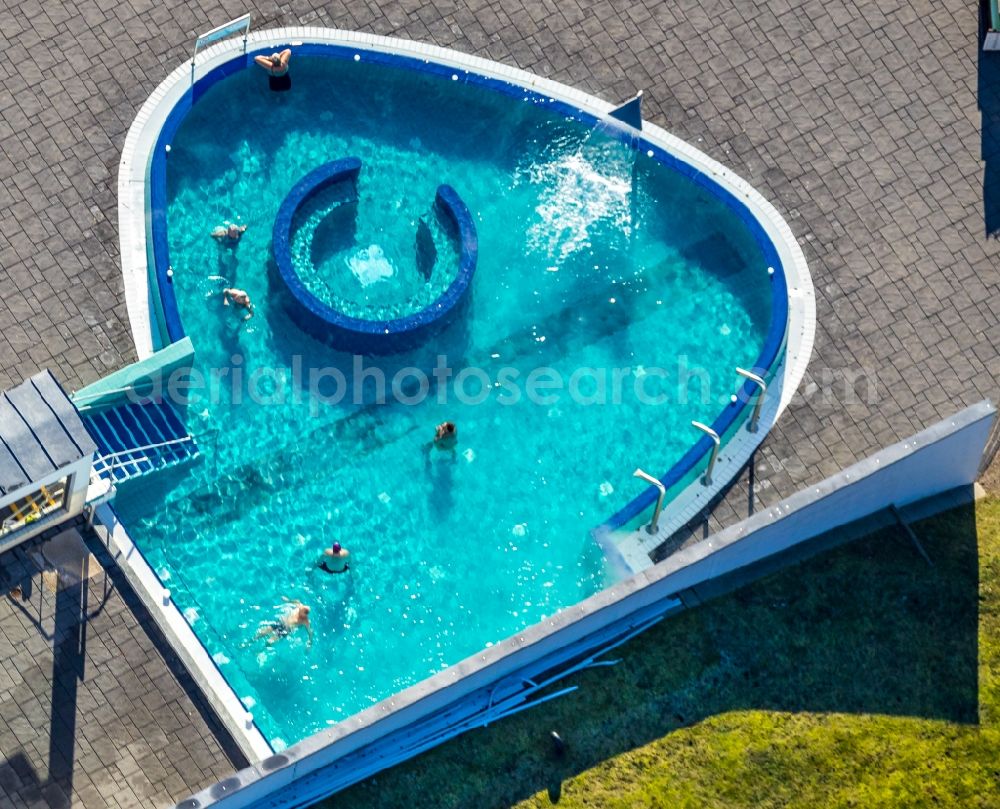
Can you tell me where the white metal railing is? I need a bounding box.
[735,367,768,433]
[0,483,67,539]
[192,14,252,83]
[91,434,197,480]
[691,421,721,486]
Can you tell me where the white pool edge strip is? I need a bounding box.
[91,504,273,762]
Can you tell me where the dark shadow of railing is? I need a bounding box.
[83,529,250,771]
[45,572,92,805]
[1,550,113,643]
[0,753,43,806]
[1,526,240,809]
[0,549,101,808]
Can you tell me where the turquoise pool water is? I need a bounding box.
[116,52,773,748]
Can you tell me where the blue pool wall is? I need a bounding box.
[270,157,478,354]
[148,42,789,534]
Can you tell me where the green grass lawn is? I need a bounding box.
[326,496,1000,808]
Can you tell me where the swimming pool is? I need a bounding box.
[115,42,787,749]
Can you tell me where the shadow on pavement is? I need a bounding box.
[324,498,982,809]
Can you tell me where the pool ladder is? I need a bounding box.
[632,367,769,535]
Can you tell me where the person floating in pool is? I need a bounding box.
[319,541,350,574]
[211,222,246,244]
[254,49,292,91]
[255,598,312,648]
[433,420,458,451]
[223,287,254,320]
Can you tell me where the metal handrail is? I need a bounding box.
[735,367,767,433]
[691,421,721,485]
[192,14,252,84]
[92,454,150,474]
[632,469,666,534]
[623,370,767,536]
[92,435,197,483]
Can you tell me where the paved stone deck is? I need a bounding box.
[0,0,999,803]
[0,525,243,808]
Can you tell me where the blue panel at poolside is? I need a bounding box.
[608,94,643,130]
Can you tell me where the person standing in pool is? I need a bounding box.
[255,598,312,648]
[433,421,458,451]
[319,541,350,574]
[254,49,292,91]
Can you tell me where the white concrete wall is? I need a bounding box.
[672,402,995,585]
[64,456,93,515]
[91,504,273,762]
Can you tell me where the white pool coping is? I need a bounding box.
[91,504,273,762]
[115,26,815,760]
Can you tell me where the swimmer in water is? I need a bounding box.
[211,222,247,243]
[254,598,312,648]
[255,49,292,91]
[254,49,291,76]
[433,421,457,450]
[223,287,254,320]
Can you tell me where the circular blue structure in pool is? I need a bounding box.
[272,156,478,354]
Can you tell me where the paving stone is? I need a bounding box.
[0,530,242,807]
